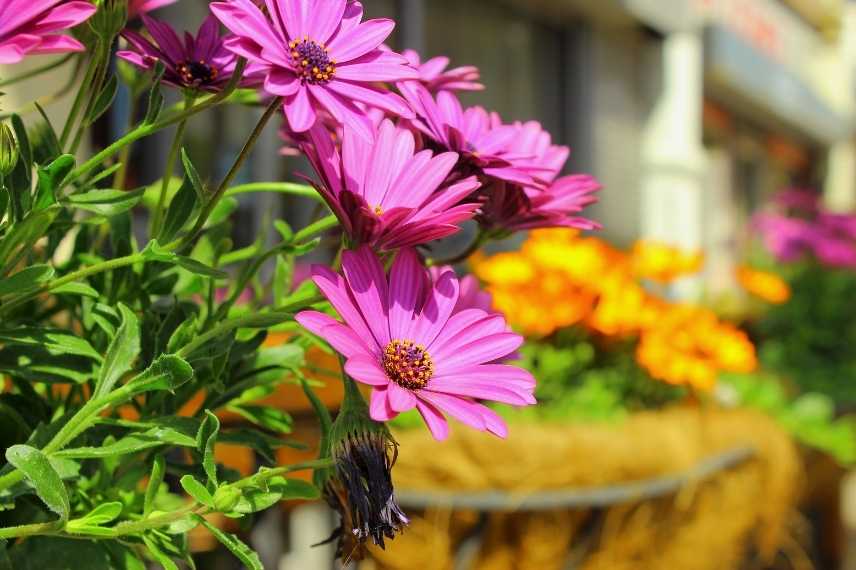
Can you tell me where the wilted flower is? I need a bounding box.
[321,376,407,560]
[211,0,417,138]
[299,118,480,250]
[118,15,249,91]
[399,49,483,93]
[296,247,536,440]
[0,0,96,64]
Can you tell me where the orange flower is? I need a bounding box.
[736,266,791,304]
[630,240,703,283]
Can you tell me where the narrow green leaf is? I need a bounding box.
[142,535,179,570]
[179,475,214,507]
[34,154,74,211]
[180,148,205,201]
[5,444,69,520]
[144,455,165,516]
[0,207,58,275]
[193,515,263,570]
[76,501,123,525]
[123,354,194,398]
[0,327,101,360]
[93,303,140,398]
[144,62,166,125]
[32,103,61,162]
[158,177,197,243]
[87,74,118,124]
[173,255,226,278]
[196,411,220,486]
[9,114,31,175]
[65,187,145,216]
[227,405,292,434]
[52,281,99,298]
[0,264,54,296]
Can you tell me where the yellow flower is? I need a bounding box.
[630,240,703,283]
[736,266,791,304]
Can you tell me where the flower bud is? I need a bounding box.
[89,0,127,40]
[213,485,242,512]
[320,377,408,560]
[0,123,18,177]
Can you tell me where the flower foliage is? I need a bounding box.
[0,0,600,565]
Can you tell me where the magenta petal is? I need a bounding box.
[387,383,417,412]
[264,68,299,96]
[388,248,425,340]
[30,1,96,33]
[435,333,524,375]
[344,356,390,386]
[310,264,378,352]
[307,0,346,44]
[283,86,317,132]
[308,84,373,141]
[341,247,390,347]
[426,377,535,406]
[419,392,487,432]
[27,34,85,55]
[410,269,458,348]
[327,80,415,119]
[370,387,397,421]
[327,18,394,62]
[415,399,449,441]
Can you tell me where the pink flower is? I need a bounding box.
[400,49,483,93]
[429,266,493,314]
[118,15,252,91]
[296,247,536,440]
[401,83,545,188]
[505,120,570,186]
[0,0,96,64]
[128,0,175,19]
[480,176,601,233]
[299,118,481,250]
[210,0,418,138]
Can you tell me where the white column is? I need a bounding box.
[640,30,705,298]
[824,140,856,213]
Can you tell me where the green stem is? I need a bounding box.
[292,214,338,244]
[0,54,75,88]
[174,96,283,251]
[111,93,140,189]
[0,252,144,317]
[0,520,63,540]
[150,95,195,236]
[69,41,112,154]
[60,48,100,149]
[60,59,247,192]
[225,182,324,203]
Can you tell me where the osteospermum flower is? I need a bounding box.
[403,84,546,187]
[300,118,480,250]
[0,0,96,64]
[479,176,601,233]
[128,0,175,19]
[119,15,249,91]
[400,48,483,93]
[296,247,536,440]
[211,0,417,138]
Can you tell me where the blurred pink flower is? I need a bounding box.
[400,49,483,93]
[0,0,96,64]
[299,118,480,250]
[296,246,535,440]
[128,0,175,19]
[211,0,417,138]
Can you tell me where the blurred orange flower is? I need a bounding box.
[630,240,703,283]
[736,266,791,304]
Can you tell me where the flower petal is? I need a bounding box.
[307,0,346,44]
[434,333,523,375]
[387,382,417,412]
[415,399,449,441]
[410,269,458,348]
[370,386,396,421]
[283,86,317,132]
[388,248,425,340]
[344,355,390,386]
[310,264,378,354]
[341,247,390,347]
[327,18,393,62]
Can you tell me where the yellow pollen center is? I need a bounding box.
[288,38,336,84]
[382,340,434,390]
[374,205,384,216]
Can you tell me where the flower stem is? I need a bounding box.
[0,520,64,540]
[173,96,283,251]
[0,252,144,318]
[225,182,324,203]
[292,214,338,244]
[111,93,141,189]
[0,53,75,88]
[150,94,196,236]
[60,49,101,149]
[69,39,112,154]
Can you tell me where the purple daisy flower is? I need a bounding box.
[210,0,418,138]
[118,15,250,91]
[0,0,96,64]
[296,246,535,440]
[479,176,601,233]
[400,48,483,93]
[401,83,546,188]
[299,118,481,250]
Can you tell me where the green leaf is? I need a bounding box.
[277,477,320,500]
[72,501,123,526]
[5,444,69,519]
[141,535,179,570]
[180,148,205,201]
[87,74,118,124]
[144,455,166,516]
[140,240,225,278]
[158,176,197,244]
[34,154,74,211]
[54,427,196,458]
[0,328,101,361]
[0,264,53,296]
[179,475,214,507]
[123,354,193,398]
[173,256,227,278]
[32,103,62,164]
[227,405,292,434]
[65,188,145,216]
[196,411,220,486]
[144,62,166,124]
[93,304,140,398]
[10,114,31,176]
[0,207,58,276]
[231,478,319,514]
[193,514,263,570]
[52,281,99,298]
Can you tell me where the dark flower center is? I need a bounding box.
[289,38,336,84]
[382,339,434,390]
[176,60,218,85]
